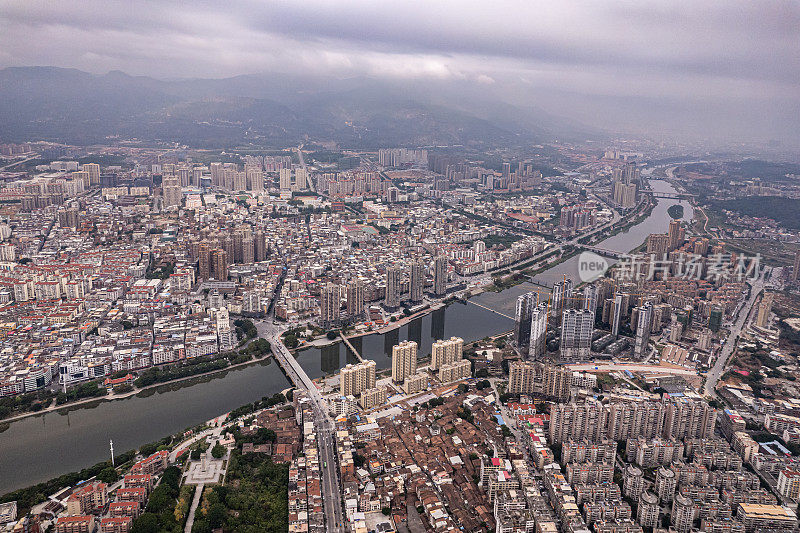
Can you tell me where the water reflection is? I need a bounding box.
[431,306,445,341]
[320,343,340,375]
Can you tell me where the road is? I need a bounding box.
[257,320,345,533]
[0,154,38,171]
[295,144,315,192]
[703,267,769,397]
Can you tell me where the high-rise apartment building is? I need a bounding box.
[241,235,254,264]
[514,291,538,352]
[663,397,716,439]
[254,229,267,262]
[346,280,365,321]
[668,219,682,250]
[551,279,574,318]
[430,336,463,370]
[409,261,425,303]
[637,492,660,528]
[210,162,224,187]
[162,175,181,207]
[508,361,536,395]
[634,302,653,358]
[528,303,548,359]
[340,360,376,397]
[656,466,677,502]
[320,283,341,327]
[295,167,309,190]
[385,266,402,307]
[623,465,644,501]
[391,340,417,383]
[433,256,448,296]
[198,243,211,280]
[671,494,695,532]
[82,163,100,185]
[549,398,690,444]
[211,249,228,280]
[583,284,599,315]
[246,167,264,191]
[793,251,800,282]
[646,233,670,256]
[279,168,292,190]
[542,363,572,401]
[560,309,593,362]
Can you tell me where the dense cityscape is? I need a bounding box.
[0,138,797,533]
[2,2,800,533]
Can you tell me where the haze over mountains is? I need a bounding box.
[0,66,596,148]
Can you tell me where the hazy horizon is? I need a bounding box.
[1,1,799,147]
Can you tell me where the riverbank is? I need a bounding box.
[0,353,273,426]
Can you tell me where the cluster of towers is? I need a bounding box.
[515,279,598,363]
[384,256,448,308]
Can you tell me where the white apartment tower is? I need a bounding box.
[560,308,593,362]
[528,303,549,360]
[391,340,418,383]
[340,360,377,397]
[430,336,463,370]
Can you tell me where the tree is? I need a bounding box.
[145,486,172,513]
[130,513,159,533]
[382,507,392,516]
[326,331,338,340]
[97,466,119,483]
[211,443,226,459]
[458,383,469,394]
[207,502,227,529]
[284,334,299,349]
[139,443,158,456]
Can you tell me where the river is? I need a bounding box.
[530,180,693,287]
[0,179,688,495]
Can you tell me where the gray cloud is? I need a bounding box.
[1,0,799,143]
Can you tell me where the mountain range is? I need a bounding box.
[0,67,598,149]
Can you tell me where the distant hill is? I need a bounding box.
[0,66,598,148]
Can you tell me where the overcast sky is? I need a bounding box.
[1,0,799,143]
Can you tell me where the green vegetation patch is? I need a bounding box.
[711,196,800,229]
[667,204,684,219]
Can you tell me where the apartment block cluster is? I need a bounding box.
[512,217,751,367]
[610,163,640,209]
[528,393,798,533]
[334,386,505,532]
[39,450,170,533]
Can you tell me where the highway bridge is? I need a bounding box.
[643,191,695,200]
[581,246,627,259]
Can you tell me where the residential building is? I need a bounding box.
[560,309,593,362]
[340,360,376,397]
[391,340,417,383]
